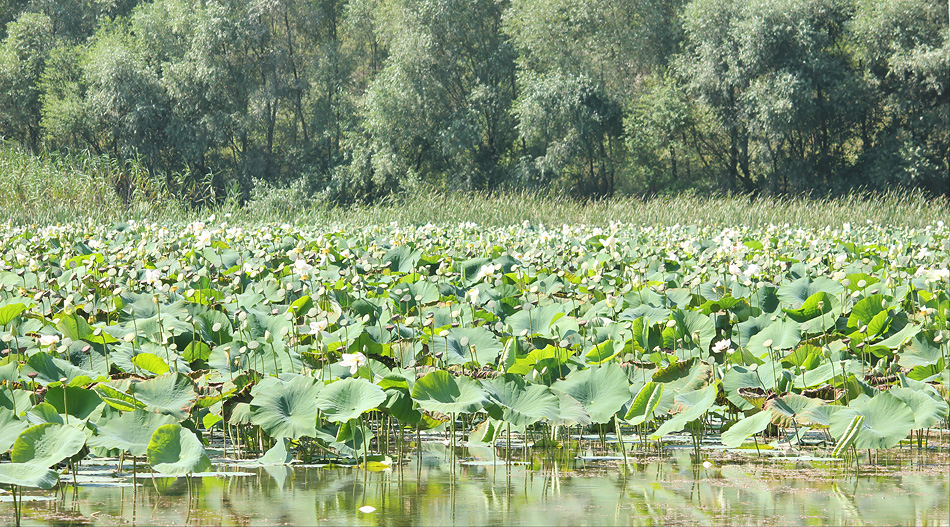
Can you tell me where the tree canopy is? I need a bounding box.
[0,0,946,202]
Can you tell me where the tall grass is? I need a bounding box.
[241,186,949,229]
[0,143,187,225]
[3,144,947,228]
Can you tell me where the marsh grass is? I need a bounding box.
[3,144,947,228]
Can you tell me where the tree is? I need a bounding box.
[851,0,949,196]
[0,12,54,150]
[514,71,622,195]
[353,0,517,194]
[676,0,869,194]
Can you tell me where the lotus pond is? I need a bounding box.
[1,219,948,525]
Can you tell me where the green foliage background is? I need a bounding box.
[0,0,947,203]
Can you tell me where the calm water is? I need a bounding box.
[6,446,950,526]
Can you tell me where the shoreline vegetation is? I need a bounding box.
[2,145,948,228]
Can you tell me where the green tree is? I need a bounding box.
[353,0,517,194]
[675,0,869,194]
[513,71,622,195]
[506,0,678,196]
[0,12,54,150]
[624,73,717,195]
[851,0,949,196]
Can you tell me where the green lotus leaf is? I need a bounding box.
[146,423,213,476]
[847,294,888,331]
[889,387,949,430]
[0,408,30,453]
[21,352,105,386]
[722,365,770,410]
[721,410,773,448]
[651,383,718,439]
[24,402,63,425]
[130,373,198,419]
[57,313,119,344]
[256,438,293,465]
[829,392,915,450]
[315,377,386,423]
[482,374,560,427]
[0,303,27,326]
[899,335,944,367]
[551,363,631,424]
[585,340,621,365]
[0,462,60,489]
[624,381,664,425]
[747,320,801,358]
[132,352,171,375]
[250,375,322,439]
[506,345,572,376]
[182,341,212,362]
[662,309,715,351]
[0,388,32,414]
[784,292,839,332]
[87,409,177,457]
[551,391,591,427]
[652,359,713,392]
[411,370,487,415]
[778,277,844,309]
[43,386,103,421]
[379,388,422,424]
[429,327,503,367]
[764,393,826,427]
[507,304,567,339]
[11,422,87,467]
[94,384,147,412]
[383,246,422,274]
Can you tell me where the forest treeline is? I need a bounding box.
[0,0,947,203]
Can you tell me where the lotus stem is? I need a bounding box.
[614,414,627,465]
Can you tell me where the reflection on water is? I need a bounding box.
[8,447,950,526]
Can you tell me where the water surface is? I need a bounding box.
[7,447,949,526]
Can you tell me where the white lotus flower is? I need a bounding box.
[474,264,495,282]
[712,339,733,354]
[466,288,480,304]
[294,259,314,274]
[340,352,367,375]
[196,230,212,247]
[359,505,376,513]
[309,319,328,334]
[143,268,162,287]
[38,334,60,347]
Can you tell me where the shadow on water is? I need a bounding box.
[5,441,950,527]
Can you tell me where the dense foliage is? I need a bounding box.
[0,219,948,497]
[0,0,947,202]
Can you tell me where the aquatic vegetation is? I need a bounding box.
[0,218,948,522]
